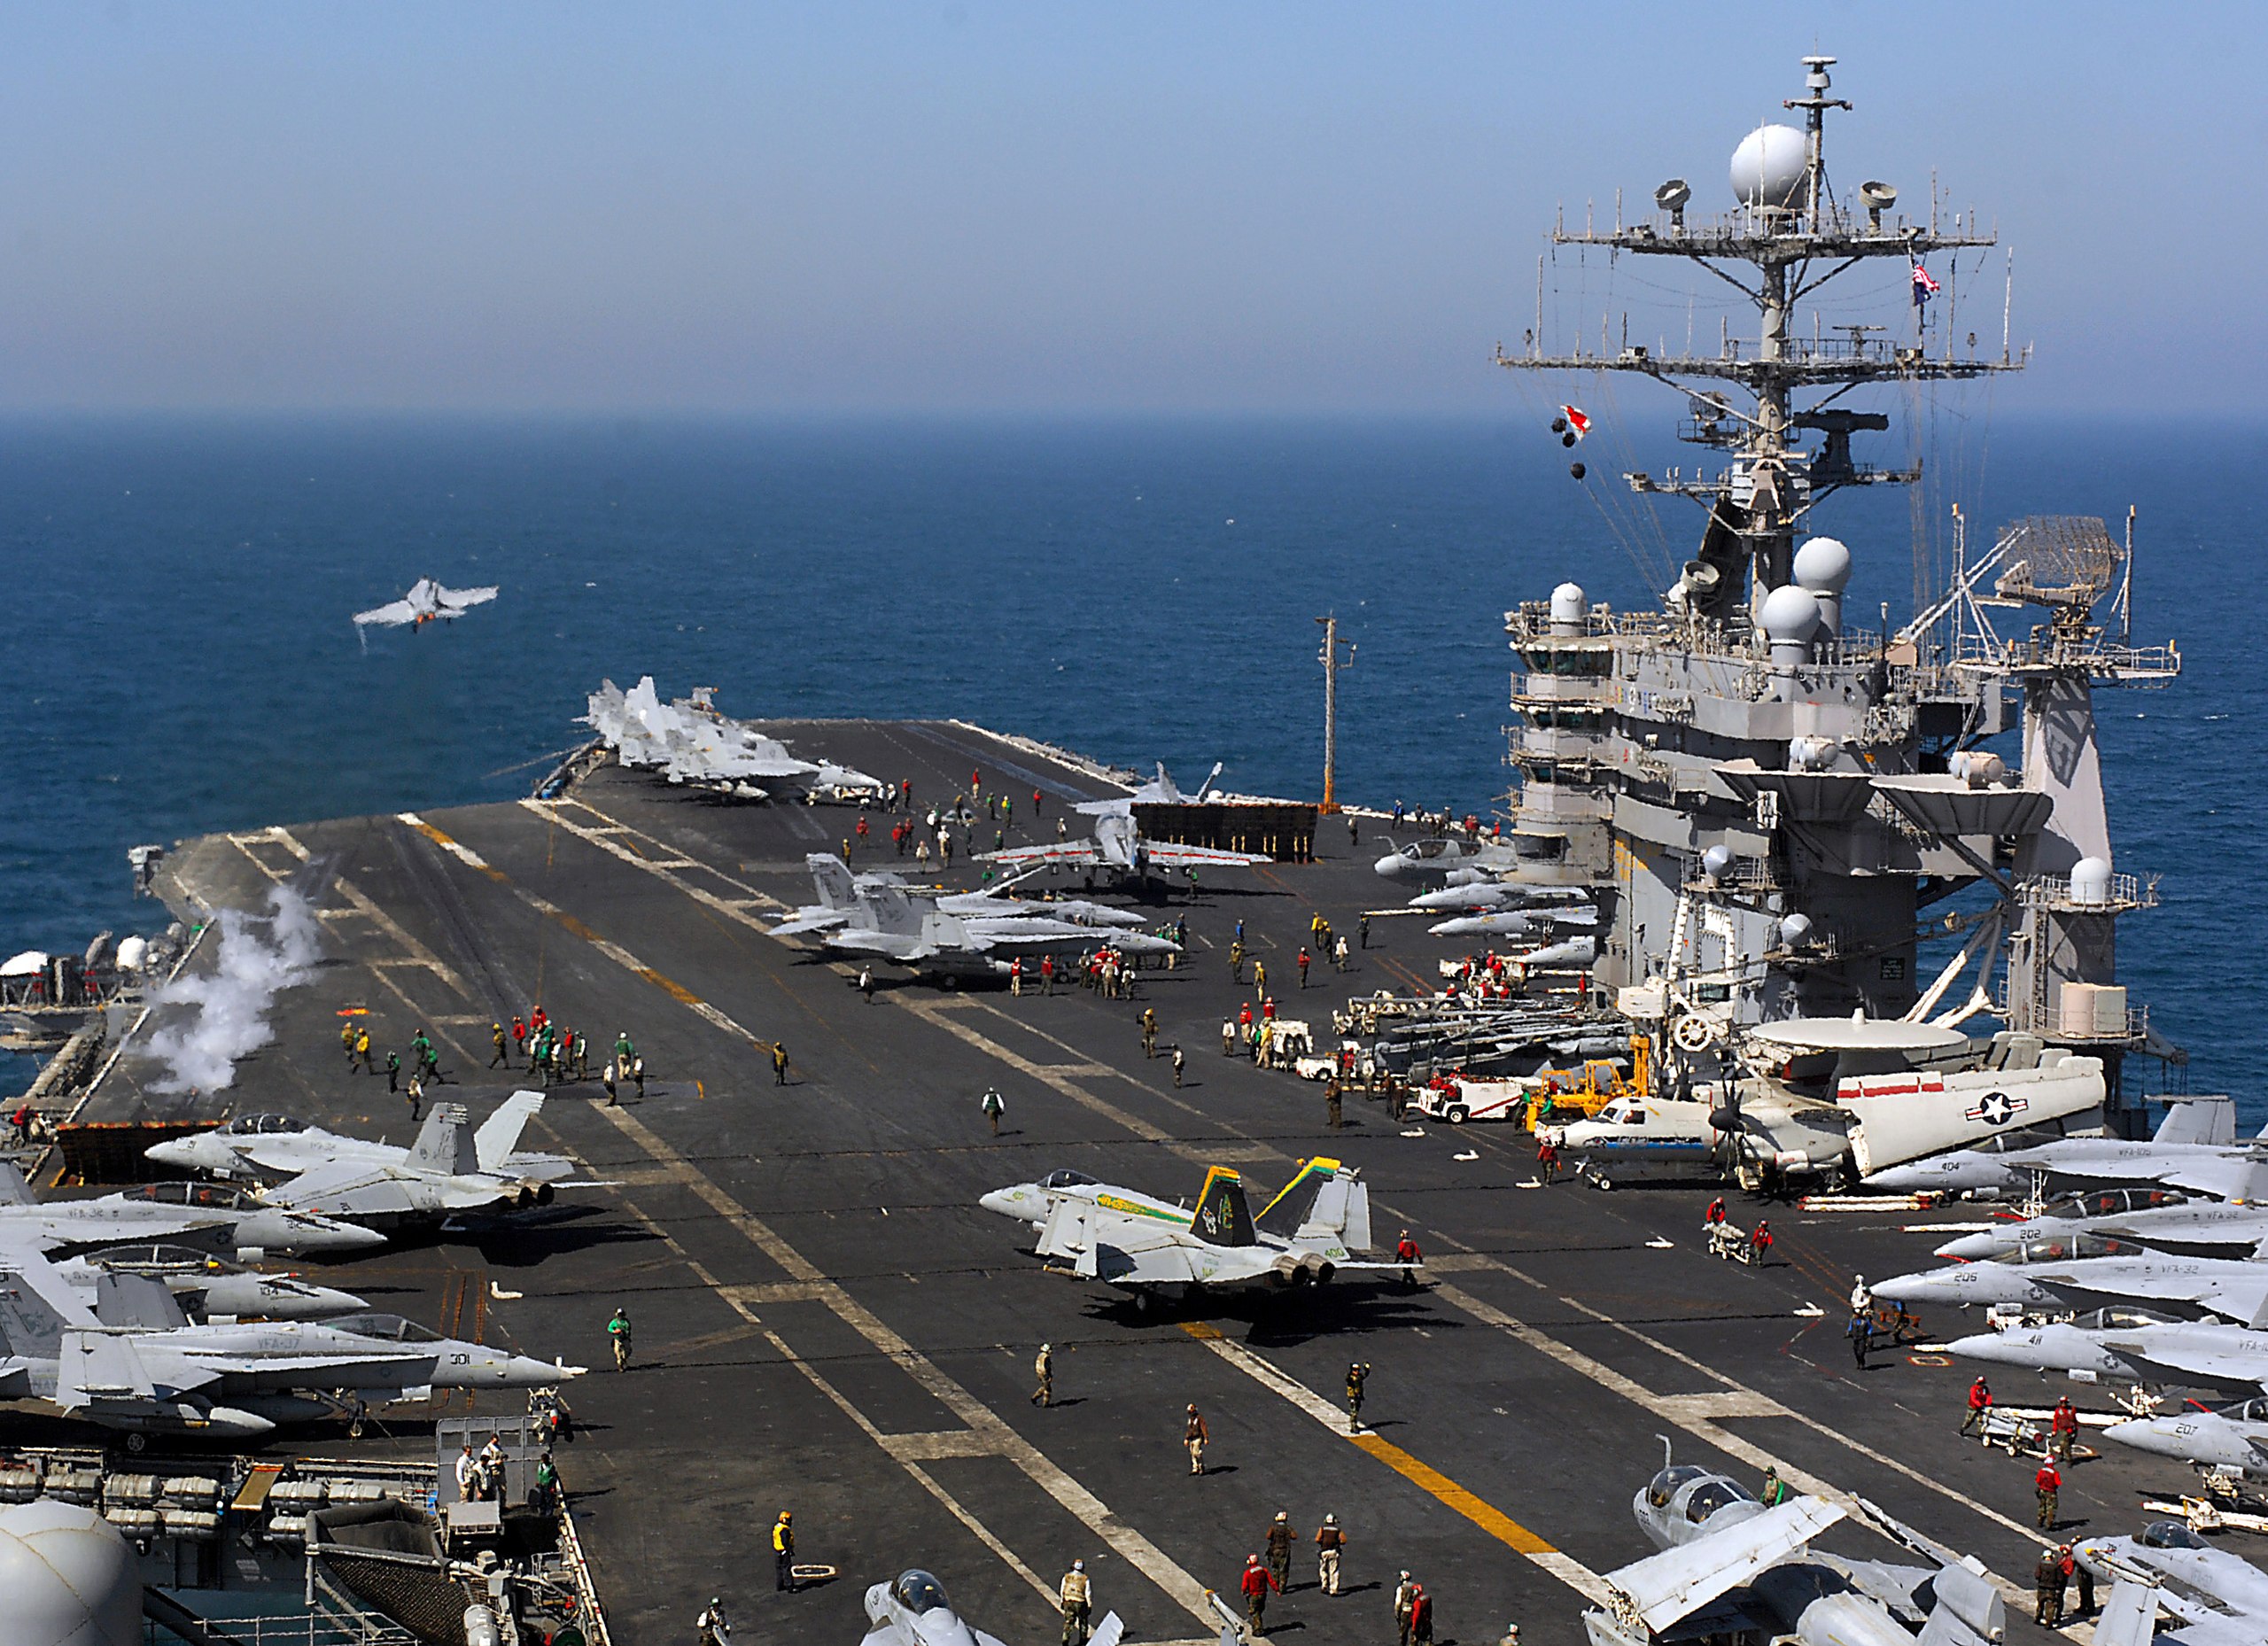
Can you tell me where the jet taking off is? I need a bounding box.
[353,578,500,630]
[0,1164,380,1262]
[1584,1443,2003,1646]
[858,1568,1121,1646]
[0,1257,577,1442]
[145,1092,570,1186]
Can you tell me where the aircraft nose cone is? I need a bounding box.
[978,1189,1024,1218]
[1372,853,1403,878]
[1942,1331,2018,1363]
[1935,1233,2002,1260]
[2101,1417,2183,1458]
[144,1139,197,1167]
[1867,1273,1942,1303]
[292,1219,387,1253]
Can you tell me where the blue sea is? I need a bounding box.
[3,414,2261,1119]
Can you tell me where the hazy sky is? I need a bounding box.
[0,4,2257,414]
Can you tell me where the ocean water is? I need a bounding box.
[2,414,2261,1118]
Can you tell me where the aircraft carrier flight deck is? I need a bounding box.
[44,718,2166,1646]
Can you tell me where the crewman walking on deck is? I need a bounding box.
[341,1018,359,1062]
[1140,1008,1157,1058]
[1264,1511,1293,1590]
[1041,954,1055,996]
[1394,1231,1422,1288]
[1239,1555,1279,1635]
[1408,1584,1433,1646]
[1314,1513,1344,1595]
[1011,958,1023,997]
[384,1050,400,1093]
[2062,1542,2093,1619]
[2050,1396,2079,1461]
[608,1307,632,1371]
[1059,1562,1091,1646]
[1253,959,1267,999]
[406,1071,423,1122]
[1760,1464,1790,1506]
[1229,939,1245,982]
[512,1016,527,1064]
[631,1055,646,1100]
[1961,1376,1993,1437]
[773,1510,795,1591]
[859,966,874,1002]
[1171,1045,1184,1087]
[2034,1460,2062,1529]
[1325,1076,1343,1131]
[1394,1572,1417,1646]
[490,1023,508,1068]
[1032,1342,1053,1407]
[983,1088,1005,1136]
[695,1598,731,1646]
[1184,1403,1208,1475]
[1334,934,1350,972]
[773,1043,790,1085]
[1297,948,1310,989]
[1345,1361,1369,1432]
[355,1028,374,1073]
[1751,1219,1774,1266]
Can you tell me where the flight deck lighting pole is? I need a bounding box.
[1316,615,1355,814]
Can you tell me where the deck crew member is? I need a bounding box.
[2034,1546,2065,1627]
[1184,1403,1208,1475]
[1759,1464,1790,1506]
[1059,1562,1091,1646]
[1394,1231,1422,1288]
[608,1307,633,1371]
[2034,1461,2061,1529]
[1394,1572,1418,1646]
[695,1598,731,1646]
[1346,1362,1369,1432]
[1033,1343,1053,1408]
[1314,1513,1344,1595]
[1961,1375,1992,1437]
[773,1042,789,1084]
[490,1022,509,1067]
[384,1050,400,1092]
[1141,1007,1157,1057]
[1172,1045,1185,1087]
[1264,1511,1293,1590]
[2050,1396,2079,1461]
[1239,1555,1279,1635]
[773,1510,796,1591]
[983,1088,1006,1136]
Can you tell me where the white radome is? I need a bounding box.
[1730,124,1807,209]
[1758,583,1822,642]
[0,1501,141,1646]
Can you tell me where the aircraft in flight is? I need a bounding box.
[353,578,500,630]
[858,1568,1121,1646]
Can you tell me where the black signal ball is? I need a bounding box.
[1561,431,1577,447]
[1550,416,1567,434]
[1569,462,1587,480]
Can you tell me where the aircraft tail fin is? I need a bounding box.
[1254,1159,1371,1251]
[2089,1579,2157,1646]
[1189,1168,1255,1247]
[407,1105,478,1176]
[0,1269,69,1357]
[1255,1159,1335,1238]
[1094,813,1141,869]
[474,1091,544,1171]
[93,1271,190,1332]
[0,1161,31,1207]
[2154,1095,2237,1147]
[807,853,860,912]
[861,884,928,938]
[1193,761,1223,801]
[1915,1560,2003,1645]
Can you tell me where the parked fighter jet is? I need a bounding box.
[1023,1163,1402,1308]
[1404,881,1592,913]
[2104,1397,2268,1480]
[2074,1519,2268,1643]
[0,1259,577,1443]
[253,1103,576,1229]
[983,1158,1382,1259]
[775,857,1178,981]
[1864,1097,2235,1196]
[980,811,1272,886]
[1371,835,1522,884]
[586,678,884,802]
[1584,1443,2004,1646]
[50,1245,366,1323]
[0,1165,382,1261]
[768,856,1146,940]
[1425,903,1597,941]
[1868,1233,2158,1312]
[1075,761,1224,816]
[1934,1190,2268,1263]
[1946,1310,2268,1396]
[144,1091,570,1186]
[859,1568,1121,1646]
[352,578,500,630]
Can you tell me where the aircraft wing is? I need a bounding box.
[2162,1157,2268,1203]
[435,584,500,615]
[1136,842,1273,868]
[2116,1336,2268,1390]
[263,1163,426,1220]
[1601,1495,1846,1634]
[352,597,420,628]
[768,908,852,937]
[2090,1579,2158,1646]
[982,842,1105,871]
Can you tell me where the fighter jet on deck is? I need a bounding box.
[1863,1096,2237,1196]
[144,1092,570,1186]
[0,1257,577,1443]
[2074,1519,2268,1644]
[858,1568,1120,1646]
[1933,1189,2268,1263]
[2105,1396,2268,1481]
[586,678,884,802]
[773,855,1178,981]
[1584,1443,2004,1646]
[1946,1310,2268,1397]
[352,578,500,630]
[768,856,1147,940]
[250,1103,579,1230]
[1371,835,1523,885]
[50,1245,367,1323]
[0,1165,381,1262]
[1018,1161,1404,1308]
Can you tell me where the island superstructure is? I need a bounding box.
[1495,55,2179,1127]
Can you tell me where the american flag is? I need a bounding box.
[1560,405,1592,439]
[1910,263,1941,307]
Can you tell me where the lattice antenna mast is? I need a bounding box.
[1498,54,2022,602]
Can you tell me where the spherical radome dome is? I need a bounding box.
[0,1501,141,1646]
[1730,124,1807,209]
[1758,583,1821,641]
[1550,582,1588,624]
[1792,537,1853,594]
[2070,857,2114,906]
[1779,912,1815,947]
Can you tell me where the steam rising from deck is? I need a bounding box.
[143,886,320,1093]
